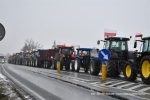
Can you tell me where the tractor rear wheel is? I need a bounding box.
[71,61,75,71]
[54,61,57,70]
[65,60,70,71]
[123,62,137,81]
[107,60,120,77]
[140,56,150,84]
[89,60,100,76]
[76,60,80,72]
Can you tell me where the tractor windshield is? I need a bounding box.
[109,40,127,51]
[143,39,150,52]
[61,48,74,55]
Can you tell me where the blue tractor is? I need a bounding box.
[76,48,92,73]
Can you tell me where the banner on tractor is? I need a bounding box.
[104,32,116,38]
[135,33,143,38]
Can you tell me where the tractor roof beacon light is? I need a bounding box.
[0,23,5,41]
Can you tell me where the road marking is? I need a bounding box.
[128,84,144,90]
[71,78,87,83]
[138,87,150,92]
[117,83,135,89]
[101,81,118,85]
[90,82,100,85]
[107,81,127,87]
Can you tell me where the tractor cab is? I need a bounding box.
[76,48,91,59]
[104,37,129,60]
[57,45,75,60]
[142,37,150,53]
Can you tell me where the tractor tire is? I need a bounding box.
[65,61,70,71]
[71,61,75,72]
[76,60,80,72]
[123,62,137,81]
[90,60,101,76]
[54,61,57,70]
[84,57,90,73]
[140,56,150,85]
[60,61,63,70]
[107,60,120,77]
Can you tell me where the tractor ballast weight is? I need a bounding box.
[76,48,92,73]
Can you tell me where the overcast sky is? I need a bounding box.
[0,0,150,55]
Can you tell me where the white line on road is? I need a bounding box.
[90,82,100,85]
[117,83,135,89]
[107,81,127,87]
[138,87,150,92]
[128,84,144,91]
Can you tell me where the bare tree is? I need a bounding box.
[21,39,42,52]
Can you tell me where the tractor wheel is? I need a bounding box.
[123,62,137,81]
[76,60,80,72]
[107,60,120,77]
[140,56,150,85]
[65,60,70,71]
[60,61,63,70]
[84,67,89,73]
[71,61,75,72]
[90,60,101,76]
[54,61,57,70]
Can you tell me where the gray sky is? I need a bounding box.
[0,0,150,54]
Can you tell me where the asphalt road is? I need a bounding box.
[0,64,118,100]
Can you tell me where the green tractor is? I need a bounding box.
[134,37,150,84]
[91,37,137,81]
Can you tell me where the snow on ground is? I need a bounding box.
[0,72,22,100]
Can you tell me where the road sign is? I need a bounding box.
[0,23,5,41]
[99,49,111,62]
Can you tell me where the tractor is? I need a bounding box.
[90,37,138,82]
[54,45,76,71]
[76,48,92,73]
[134,37,150,84]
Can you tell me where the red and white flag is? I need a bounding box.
[104,29,117,38]
[135,33,143,38]
[104,32,116,38]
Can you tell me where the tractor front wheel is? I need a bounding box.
[89,60,100,76]
[123,62,137,81]
[140,56,150,85]
[107,60,120,77]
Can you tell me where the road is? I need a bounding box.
[0,63,150,100]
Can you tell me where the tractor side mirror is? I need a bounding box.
[97,40,100,45]
[134,41,137,48]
